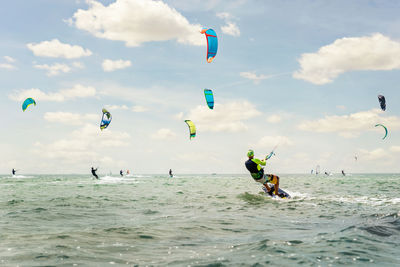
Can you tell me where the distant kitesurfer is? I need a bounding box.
[341,170,345,176]
[120,170,123,177]
[324,172,329,176]
[12,168,17,176]
[245,149,283,197]
[169,169,173,178]
[91,167,99,179]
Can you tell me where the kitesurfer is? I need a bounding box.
[245,150,283,197]
[169,169,173,178]
[341,170,346,176]
[12,168,16,176]
[91,167,99,179]
[120,170,123,177]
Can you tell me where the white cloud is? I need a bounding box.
[151,128,176,140]
[266,114,282,123]
[70,0,203,47]
[34,63,71,76]
[336,105,346,110]
[102,59,132,72]
[221,22,240,37]
[217,12,240,37]
[255,135,293,148]
[0,63,16,70]
[27,39,92,59]
[4,56,15,63]
[187,101,261,132]
[298,109,400,138]
[390,146,400,152]
[293,33,400,85]
[240,71,272,84]
[9,84,96,102]
[72,61,85,69]
[44,112,98,125]
[34,124,130,163]
[105,104,130,110]
[104,104,147,112]
[131,105,147,112]
[358,148,387,161]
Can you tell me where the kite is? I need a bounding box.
[375,124,388,140]
[22,98,36,112]
[184,120,196,140]
[200,28,218,63]
[204,89,214,109]
[100,108,112,131]
[378,95,386,111]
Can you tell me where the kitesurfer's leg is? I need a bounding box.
[266,174,280,196]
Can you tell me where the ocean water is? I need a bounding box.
[0,174,399,266]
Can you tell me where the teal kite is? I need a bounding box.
[22,98,36,112]
[375,124,388,140]
[204,89,214,109]
[200,28,218,63]
[100,108,112,131]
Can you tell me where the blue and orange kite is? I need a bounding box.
[200,28,218,63]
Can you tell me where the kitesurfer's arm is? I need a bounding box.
[252,158,266,166]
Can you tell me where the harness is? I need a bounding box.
[245,159,264,180]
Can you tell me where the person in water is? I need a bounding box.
[12,168,17,176]
[91,167,99,179]
[245,149,283,197]
[341,170,346,176]
[169,169,173,178]
[120,170,123,177]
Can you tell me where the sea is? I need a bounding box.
[0,174,399,266]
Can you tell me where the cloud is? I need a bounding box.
[266,114,282,123]
[217,12,240,37]
[221,22,240,37]
[0,56,17,69]
[0,63,16,70]
[104,104,147,112]
[44,112,98,125]
[34,61,85,76]
[105,104,130,110]
[240,71,274,84]
[102,59,132,72]
[187,101,261,132]
[131,105,147,112]
[34,63,71,76]
[9,84,96,102]
[390,146,400,153]
[34,124,130,163]
[70,0,203,47]
[151,128,176,140]
[27,39,92,59]
[255,135,293,148]
[293,33,400,85]
[298,109,400,138]
[4,56,15,63]
[358,148,387,161]
[336,105,346,110]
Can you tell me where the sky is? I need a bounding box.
[1,0,400,174]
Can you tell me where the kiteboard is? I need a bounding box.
[262,185,291,199]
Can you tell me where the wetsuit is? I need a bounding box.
[120,170,123,177]
[91,168,99,179]
[12,169,16,175]
[245,157,279,194]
